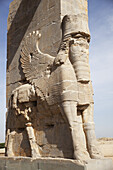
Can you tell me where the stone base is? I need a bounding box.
[0,157,113,170]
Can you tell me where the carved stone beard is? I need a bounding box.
[69,36,90,83]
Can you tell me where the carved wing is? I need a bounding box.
[20,31,54,84]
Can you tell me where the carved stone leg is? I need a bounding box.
[6,130,15,157]
[26,123,41,158]
[60,101,90,161]
[83,103,104,159]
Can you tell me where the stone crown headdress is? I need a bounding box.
[62,14,90,39]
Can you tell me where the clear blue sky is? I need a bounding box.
[0,0,113,142]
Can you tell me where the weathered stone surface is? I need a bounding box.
[61,0,88,18]
[6,0,106,164]
[7,0,61,87]
[85,159,113,170]
[0,157,113,170]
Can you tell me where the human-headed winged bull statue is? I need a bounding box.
[7,14,103,162]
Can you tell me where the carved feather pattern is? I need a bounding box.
[20,31,54,84]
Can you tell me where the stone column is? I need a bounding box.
[6,0,90,158]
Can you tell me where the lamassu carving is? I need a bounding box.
[6,14,103,162]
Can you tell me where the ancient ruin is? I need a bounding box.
[4,0,113,169]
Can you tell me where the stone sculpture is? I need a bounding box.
[6,14,103,162]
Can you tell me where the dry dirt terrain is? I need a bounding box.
[98,138,113,161]
[0,148,5,156]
